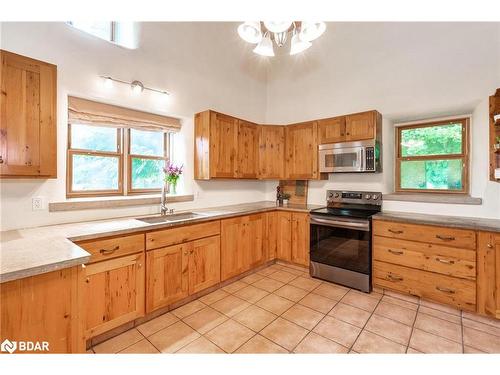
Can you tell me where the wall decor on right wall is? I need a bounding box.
[490,88,500,182]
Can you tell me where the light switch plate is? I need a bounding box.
[32,197,44,211]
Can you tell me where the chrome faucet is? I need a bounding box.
[160,184,169,215]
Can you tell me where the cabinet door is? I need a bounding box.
[189,235,221,295]
[477,232,500,319]
[237,120,259,178]
[258,125,285,179]
[277,212,292,261]
[0,50,57,177]
[291,213,310,267]
[266,211,279,261]
[209,112,238,178]
[84,253,145,338]
[345,111,375,141]
[285,121,318,179]
[221,216,247,280]
[318,116,346,144]
[246,214,266,269]
[146,244,189,313]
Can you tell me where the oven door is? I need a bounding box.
[309,215,371,275]
[319,147,364,173]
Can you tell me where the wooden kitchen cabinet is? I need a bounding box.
[246,213,266,269]
[276,212,292,261]
[188,235,221,295]
[477,231,500,319]
[258,125,285,179]
[291,213,310,266]
[285,121,319,179]
[345,111,379,141]
[237,119,259,178]
[0,50,57,178]
[318,116,346,144]
[266,211,279,260]
[83,252,145,338]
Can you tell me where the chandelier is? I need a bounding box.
[237,21,326,57]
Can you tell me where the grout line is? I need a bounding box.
[347,295,384,353]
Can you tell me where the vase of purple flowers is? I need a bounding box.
[163,161,183,195]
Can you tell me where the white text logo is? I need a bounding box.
[1,339,49,353]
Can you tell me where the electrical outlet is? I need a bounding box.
[32,197,44,211]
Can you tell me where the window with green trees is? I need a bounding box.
[396,118,469,193]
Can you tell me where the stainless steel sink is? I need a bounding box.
[136,212,206,224]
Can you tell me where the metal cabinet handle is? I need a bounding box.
[436,257,455,265]
[436,235,455,241]
[487,243,493,248]
[436,286,455,294]
[99,245,119,255]
[387,274,404,282]
[388,229,403,234]
[388,249,404,255]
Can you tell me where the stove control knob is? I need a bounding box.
[328,192,334,199]
[364,194,372,200]
[372,194,379,200]
[333,193,340,198]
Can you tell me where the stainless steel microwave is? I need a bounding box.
[319,140,381,173]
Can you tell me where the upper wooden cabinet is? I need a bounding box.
[477,231,500,319]
[0,50,57,178]
[318,116,346,144]
[237,119,259,178]
[259,125,285,179]
[318,110,381,144]
[285,121,319,179]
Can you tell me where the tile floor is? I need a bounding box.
[90,262,500,354]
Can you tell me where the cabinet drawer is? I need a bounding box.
[146,220,220,250]
[373,261,476,311]
[373,220,476,250]
[77,233,145,263]
[373,236,476,280]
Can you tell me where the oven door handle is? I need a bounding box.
[310,217,370,231]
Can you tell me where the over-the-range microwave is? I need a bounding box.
[319,140,381,173]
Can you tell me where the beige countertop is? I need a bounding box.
[0,201,322,283]
[374,211,500,233]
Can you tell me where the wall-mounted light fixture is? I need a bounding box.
[100,75,170,97]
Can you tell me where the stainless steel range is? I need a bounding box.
[309,190,382,293]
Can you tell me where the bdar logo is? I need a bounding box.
[1,339,17,354]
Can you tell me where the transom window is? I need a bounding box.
[396,118,469,193]
[67,124,170,197]
[67,21,138,49]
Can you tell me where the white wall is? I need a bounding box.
[0,22,274,231]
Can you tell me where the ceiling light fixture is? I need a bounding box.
[100,76,170,96]
[238,21,325,57]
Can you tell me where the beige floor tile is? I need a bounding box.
[274,284,309,302]
[252,277,285,292]
[257,267,278,276]
[313,316,361,348]
[148,321,200,353]
[93,328,143,353]
[328,303,371,328]
[118,339,160,354]
[276,261,308,272]
[462,318,500,337]
[462,311,500,329]
[294,332,349,354]
[255,294,294,315]
[313,283,350,300]
[420,299,461,316]
[282,304,324,330]
[199,289,230,305]
[267,270,298,283]
[406,348,423,354]
[365,314,412,345]
[222,280,248,294]
[409,328,462,353]
[205,319,255,353]
[372,286,384,294]
[381,295,418,311]
[240,272,265,284]
[464,345,486,354]
[233,305,277,332]
[414,313,462,343]
[374,301,417,326]
[137,312,179,337]
[418,306,461,324]
[289,276,322,292]
[86,349,94,354]
[235,334,288,353]
[352,331,406,354]
[383,289,420,304]
[234,285,269,303]
[299,293,338,314]
[171,300,206,319]
[341,290,380,312]
[463,327,500,353]
[176,336,224,353]
[260,317,308,351]
[182,307,228,334]
[279,267,307,276]
[211,295,250,317]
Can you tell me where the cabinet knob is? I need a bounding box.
[184,251,188,255]
[138,263,142,268]
[190,250,194,254]
[487,243,493,248]
[0,156,3,164]
[85,277,90,283]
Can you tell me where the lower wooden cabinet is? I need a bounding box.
[83,253,145,338]
[477,231,500,319]
[274,211,310,266]
[276,212,292,261]
[146,235,221,312]
[266,211,279,260]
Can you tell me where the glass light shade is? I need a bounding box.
[299,21,326,42]
[273,31,287,47]
[253,34,275,56]
[237,21,262,44]
[264,21,292,33]
[290,33,311,55]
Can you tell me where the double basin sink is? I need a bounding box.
[136,212,208,224]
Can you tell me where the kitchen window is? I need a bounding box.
[396,117,469,193]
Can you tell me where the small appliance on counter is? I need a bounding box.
[309,190,382,292]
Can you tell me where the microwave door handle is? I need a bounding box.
[359,148,365,171]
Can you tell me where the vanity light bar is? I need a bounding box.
[100,75,171,96]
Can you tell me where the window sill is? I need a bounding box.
[49,194,194,212]
[383,193,482,205]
